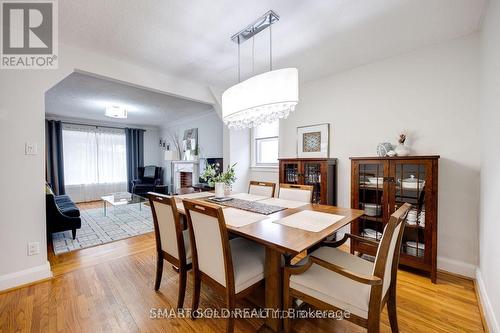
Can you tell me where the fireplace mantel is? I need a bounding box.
[171,160,199,194]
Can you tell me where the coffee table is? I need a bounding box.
[101,192,147,216]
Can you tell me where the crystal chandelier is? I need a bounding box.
[222,11,299,130]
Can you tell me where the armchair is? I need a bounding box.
[131,166,163,196]
[283,203,411,333]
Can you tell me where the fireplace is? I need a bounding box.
[180,171,193,188]
[171,161,199,194]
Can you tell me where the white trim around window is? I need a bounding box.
[251,121,279,169]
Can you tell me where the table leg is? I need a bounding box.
[259,247,283,333]
[103,201,107,216]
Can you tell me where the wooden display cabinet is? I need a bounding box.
[279,158,337,205]
[350,156,439,282]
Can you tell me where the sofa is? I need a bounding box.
[46,184,81,239]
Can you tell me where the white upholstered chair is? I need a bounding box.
[148,192,192,309]
[183,199,266,333]
[248,180,276,197]
[283,203,411,333]
[278,183,314,203]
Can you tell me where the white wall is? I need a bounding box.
[253,35,481,276]
[478,0,500,331]
[161,111,223,184]
[0,43,214,291]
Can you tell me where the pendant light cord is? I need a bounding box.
[238,36,241,82]
[269,17,273,71]
[252,35,255,75]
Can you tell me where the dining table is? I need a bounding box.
[172,191,364,333]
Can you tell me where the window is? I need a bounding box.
[63,125,127,185]
[252,121,279,167]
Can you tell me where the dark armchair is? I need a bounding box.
[131,166,163,196]
[45,184,81,239]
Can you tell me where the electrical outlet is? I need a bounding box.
[25,142,38,155]
[28,242,40,256]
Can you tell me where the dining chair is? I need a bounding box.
[248,180,276,197]
[183,199,266,333]
[148,192,192,309]
[278,183,314,203]
[283,203,411,333]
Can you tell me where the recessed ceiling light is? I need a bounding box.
[105,105,127,118]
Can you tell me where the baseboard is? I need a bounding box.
[0,261,53,292]
[437,256,476,278]
[476,269,500,333]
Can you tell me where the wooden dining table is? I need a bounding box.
[173,192,364,333]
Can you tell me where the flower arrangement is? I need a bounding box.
[201,162,237,187]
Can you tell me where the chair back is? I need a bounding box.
[249,181,276,197]
[183,200,234,289]
[372,203,411,297]
[139,166,162,184]
[148,193,186,263]
[278,184,314,203]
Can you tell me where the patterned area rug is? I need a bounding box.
[52,204,153,255]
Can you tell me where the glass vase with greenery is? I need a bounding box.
[200,162,237,187]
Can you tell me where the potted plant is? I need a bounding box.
[200,162,237,198]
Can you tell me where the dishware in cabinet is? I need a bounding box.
[350,156,439,283]
[279,158,337,205]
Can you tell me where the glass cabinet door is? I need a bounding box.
[303,161,323,204]
[354,161,388,242]
[391,161,432,261]
[281,161,300,184]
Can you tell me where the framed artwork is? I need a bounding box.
[296,123,330,158]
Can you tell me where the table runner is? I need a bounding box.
[272,210,345,232]
[205,197,286,215]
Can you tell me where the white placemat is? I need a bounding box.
[176,192,214,199]
[223,208,267,228]
[273,210,345,232]
[229,193,269,201]
[259,198,308,209]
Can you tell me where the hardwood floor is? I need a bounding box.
[0,203,486,332]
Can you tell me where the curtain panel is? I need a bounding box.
[62,124,127,202]
[125,128,145,192]
[45,120,65,195]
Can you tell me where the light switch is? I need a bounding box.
[28,242,40,256]
[25,142,38,155]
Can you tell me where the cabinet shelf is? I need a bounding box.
[351,156,439,283]
[279,158,337,205]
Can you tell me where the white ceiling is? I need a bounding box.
[59,0,486,88]
[45,72,214,127]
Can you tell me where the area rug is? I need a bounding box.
[52,204,153,255]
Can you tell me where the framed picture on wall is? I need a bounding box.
[296,123,330,158]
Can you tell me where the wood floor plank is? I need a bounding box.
[0,205,486,332]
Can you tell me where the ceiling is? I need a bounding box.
[59,0,486,88]
[45,72,214,127]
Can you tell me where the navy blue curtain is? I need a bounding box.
[45,120,65,195]
[125,128,145,192]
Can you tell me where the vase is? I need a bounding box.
[214,182,225,198]
[224,184,232,196]
[394,144,410,156]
